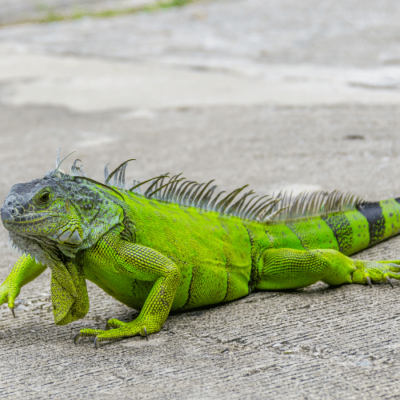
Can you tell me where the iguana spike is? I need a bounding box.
[242,195,268,220]
[226,192,247,216]
[215,190,239,213]
[129,175,169,193]
[56,147,61,168]
[105,159,135,185]
[78,165,87,177]
[299,192,309,215]
[163,175,178,201]
[151,178,161,199]
[262,204,290,222]
[154,174,177,199]
[323,191,333,212]
[182,182,200,205]
[131,180,141,194]
[236,191,256,216]
[104,163,110,182]
[71,159,82,176]
[55,148,76,172]
[193,180,215,208]
[117,163,128,189]
[239,194,259,219]
[252,199,276,220]
[148,178,184,199]
[208,190,226,211]
[155,176,169,199]
[306,191,319,216]
[199,185,218,209]
[188,183,205,207]
[163,174,183,201]
[167,177,185,202]
[175,180,196,203]
[217,185,249,214]
[248,198,277,220]
[262,199,284,220]
[145,176,169,197]
[170,180,183,202]
[227,190,255,216]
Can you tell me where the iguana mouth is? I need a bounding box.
[1,211,55,225]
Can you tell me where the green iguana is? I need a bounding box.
[1,150,400,348]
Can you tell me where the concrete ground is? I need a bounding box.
[0,0,400,398]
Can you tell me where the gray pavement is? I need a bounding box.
[0,0,400,398]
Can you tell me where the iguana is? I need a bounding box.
[1,151,400,349]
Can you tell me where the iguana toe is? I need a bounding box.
[105,318,127,330]
[79,320,154,347]
[74,332,81,345]
[386,275,394,288]
[74,328,104,346]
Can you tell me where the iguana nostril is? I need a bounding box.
[1,208,12,223]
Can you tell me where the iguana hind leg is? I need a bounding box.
[256,248,400,290]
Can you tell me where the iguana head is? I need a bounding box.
[1,167,124,262]
[0,151,127,325]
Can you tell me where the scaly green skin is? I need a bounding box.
[1,161,400,348]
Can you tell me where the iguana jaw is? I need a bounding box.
[1,212,82,246]
[2,211,54,227]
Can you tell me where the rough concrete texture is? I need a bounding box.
[0,0,400,399]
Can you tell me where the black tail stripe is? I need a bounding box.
[321,214,353,253]
[357,202,385,246]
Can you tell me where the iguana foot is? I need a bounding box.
[0,281,21,319]
[74,318,158,348]
[353,260,400,287]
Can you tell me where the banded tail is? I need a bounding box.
[271,198,400,256]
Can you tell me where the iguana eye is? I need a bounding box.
[39,192,50,204]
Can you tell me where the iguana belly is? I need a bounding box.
[82,259,154,310]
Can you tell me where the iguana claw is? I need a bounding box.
[366,276,373,288]
[94,336,99,350]
[144,326,148,342]
[386,276,394,288]
[10,307,15,318]
[74,332,81,345]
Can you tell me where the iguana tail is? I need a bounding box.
[278,198,400,256]
[247,196,400,257]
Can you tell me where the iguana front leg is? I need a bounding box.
[256,248,400,290]
[75,234,180,348]
[0,254,47,317]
